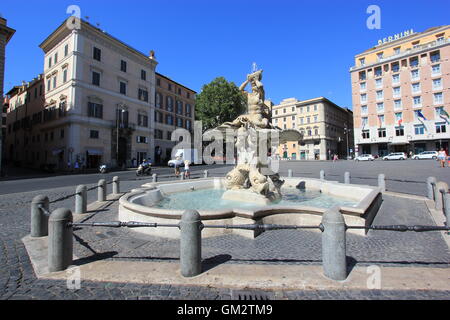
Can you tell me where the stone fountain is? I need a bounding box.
[118,69,383,239]
[214,69,302,205]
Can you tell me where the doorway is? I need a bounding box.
[118,137,127,167]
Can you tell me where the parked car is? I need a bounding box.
[412,151,438,160]
[382,152,407,160]
[354,154,375,161]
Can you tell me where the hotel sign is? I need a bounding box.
[377,29,415,45]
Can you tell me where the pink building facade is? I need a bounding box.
[351,26,450,157]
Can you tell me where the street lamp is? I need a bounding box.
[344,124,349,159]
[116,107,126,167]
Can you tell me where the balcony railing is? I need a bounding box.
[350,38,449,71]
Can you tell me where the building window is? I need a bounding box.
[375,78,383,88]
[362,130,370,139]
[314,115,318,122]
[359,71,366,81]
[166,131,172,140]
[48,57,52,68]
[54,53,58,64]
[185,104,191,117]
[414,125,425,135]
[168,83,172,91]
[432,64,441,75]
[393,86,401,97]
[374,67,382,77]
[166,114,174,125]
[141,70,146,81]
[395,126,404,136]
[60,129,64,139]
[361,105,368,114]
[377,103,384,114]
[64,44,69,57]
[176,117,183,127]
[377,52,384,61]
[63,68,68,83]
[88,102,103,118]
[307,106,310,112]
[391,62,400,72]
[120,60,127,72]
[138,114,148,127]
[436,122,446,134]
[92,71,100,86]
[186,119,192,131]
[360,94,367,103]
[430,51,440,63]
[166,96,174,112]
[412,82,421,93]
[156,78,161,86]
[376,90,383,100]
[413,96,422,107]
[433,78,442,90]
[176,100,183,115]
[120,82,127,95]
[155,129,163,139]
[411,69,420,80]
[378,128,386,138]
[359,58,365,66]
[90,130,99,139]
[360,82,366,91]
[434,92,443,105]
[378,115,385,126]
[138,88,149,102]
[394,99,402,110]
[392,74,400,84]
[52,76,57,89]
[410,57,419,68]
[93,47,101,61]
[136,136,148,144]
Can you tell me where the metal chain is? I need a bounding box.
[37,204,52,216]
[48,192,81,204]
[67,220,449,233]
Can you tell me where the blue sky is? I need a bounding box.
[1,0,449,109]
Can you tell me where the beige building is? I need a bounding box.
[154,73,196,165]
[0,17,15,172]
[351,25,450,156]
[4,18,195,170]
[272,97,354,160]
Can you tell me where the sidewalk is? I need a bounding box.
[22,191,450,295]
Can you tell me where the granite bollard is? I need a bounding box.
[180,210,202,277]
[321,207,347,281]
[48,208,73,272]
[31,195,50,237]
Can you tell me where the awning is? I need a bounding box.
[388,142,409,146]
[86,149,103,155]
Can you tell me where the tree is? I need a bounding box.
[195,77,247,131]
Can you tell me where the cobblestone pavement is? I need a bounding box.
[0,178,449,300]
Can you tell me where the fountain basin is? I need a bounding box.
[118,177,382,238]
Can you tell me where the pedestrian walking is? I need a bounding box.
[74,160,80,173]
[438,148,447,168]
[333,154,338,162]
[184,160,191,179]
